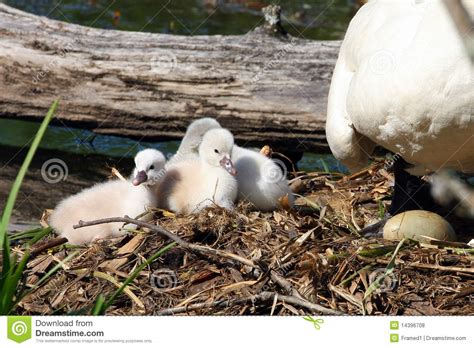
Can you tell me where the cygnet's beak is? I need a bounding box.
[219,155,237,176]
[132,170,148,186]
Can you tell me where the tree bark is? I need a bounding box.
[0,4,340,152]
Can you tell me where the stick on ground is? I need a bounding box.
[155,291,342,315]
[74,216,339,315]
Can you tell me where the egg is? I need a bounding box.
[383,210,457,242]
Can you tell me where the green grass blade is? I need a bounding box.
[364,238,406,299]
[91,295,106,316]
[0,99,59,314]
[293,194,321,211]
[378,201,385,219]
[94,241,177,315]
[0,99,59,255]
[10,227,46,241]
[28,227,53,245]
[0,263,15,312]
[33,251,79,290]
[6,250,79,314]
[1,240,12,286]
[2,252,30,314]
[9,227,53,246]
[339,264,375,287]
[357,245,397,258]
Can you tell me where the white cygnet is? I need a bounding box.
[173,118,294,211]
[166,117,221,167]
[231,147,294,211]
[131,148,167,189]
[157,128,238,214]
[49,149,166,245]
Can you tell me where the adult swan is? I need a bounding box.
[326,0,473,218]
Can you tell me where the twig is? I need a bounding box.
[155,291,342,315]
[74,216,316,307]
[344,162,383,181]
[30,237,68,256]
[93,271,145,311]
[74,216,257,268]
[328,284,364,311]
[357,255,474,274]
[111,167,127,182]
[452,286,474,299]
[270,270,304,300]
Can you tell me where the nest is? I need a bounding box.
[14,160,474,315]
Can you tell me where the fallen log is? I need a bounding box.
[0,4,340,153]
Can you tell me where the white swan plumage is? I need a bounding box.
[326,0,474,175]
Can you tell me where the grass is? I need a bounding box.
[10,227,54,245]
[364,238,407,300]
[378,200,385,219]
[0,99,59,314]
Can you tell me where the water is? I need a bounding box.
[0,119,177,159]
[5,0,353,40]
[0,119,347,172]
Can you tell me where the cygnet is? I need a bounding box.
[173,118,294,211]
[49,149,166,245]
[156,128,238,214]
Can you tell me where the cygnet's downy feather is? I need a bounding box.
[157,128,238,214]
[174,118,294,211]
[50,149,166,245]
[166,117,221,167]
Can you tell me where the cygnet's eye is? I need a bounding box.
[214,149,220,154]
[149,165,155,170]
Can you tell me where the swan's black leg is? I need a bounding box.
[362,157,437,237]
[389,157,436,215]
